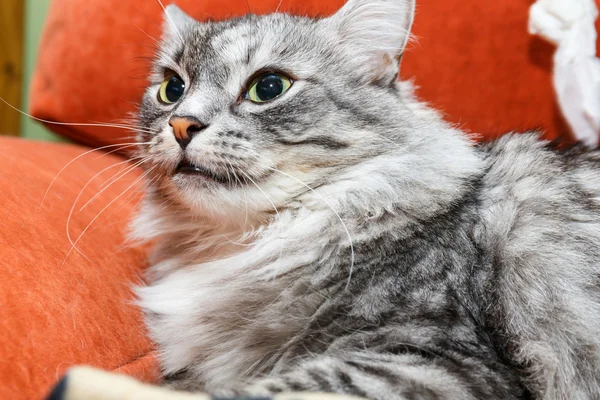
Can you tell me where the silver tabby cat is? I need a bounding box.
[132,0,600,398]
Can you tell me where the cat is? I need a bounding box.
[131,0,600,399]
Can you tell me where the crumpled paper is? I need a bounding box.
[529,0,600,147]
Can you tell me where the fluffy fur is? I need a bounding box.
[132,1,600,399]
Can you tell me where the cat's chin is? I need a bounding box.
[163,170,282,227]
[168,183,250,221]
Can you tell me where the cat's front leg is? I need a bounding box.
[208,352,516,400]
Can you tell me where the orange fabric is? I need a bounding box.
[29,0,600,147]
[0,137,154,399]
[112,351,160,383]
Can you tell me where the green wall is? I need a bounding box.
[21,0,63,141]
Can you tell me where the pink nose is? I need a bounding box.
[168,116,205,149]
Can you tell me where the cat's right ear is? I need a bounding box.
[162,5,196,40]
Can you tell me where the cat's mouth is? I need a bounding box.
[174,159,230,184]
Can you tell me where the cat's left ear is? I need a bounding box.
[328,0,415,84]
[162,4,196,40]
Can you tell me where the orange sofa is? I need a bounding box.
[2,0,596,398]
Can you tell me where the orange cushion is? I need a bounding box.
[0,137,158,400]
[30,0,600,147]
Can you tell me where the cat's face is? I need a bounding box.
[137,0,415,221]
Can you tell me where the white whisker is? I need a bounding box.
[65,158,138,258]
[135,24,161,46]
[226,159,250,229]
[40,142,150,206]
[0,97,157,135]
[155,0,185,43]
[275,0,284,13]
[104,172,157,227]
[62,166,157,266]
[243,153,356,288]
[237,169,285,280]
[79,158,148,212]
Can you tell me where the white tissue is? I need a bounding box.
[529,0,600,147]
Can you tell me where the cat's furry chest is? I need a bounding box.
[137,200,485,390]
[136,213,338,389]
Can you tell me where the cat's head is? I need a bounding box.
[136,0,417,223]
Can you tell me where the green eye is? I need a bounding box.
[245,73,293,103]
[158,74,185,104]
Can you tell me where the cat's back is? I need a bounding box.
[475,133,600,399]
[478,133,600,230]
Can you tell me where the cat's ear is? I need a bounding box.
[162,4,196,40]
[328,0,415,83]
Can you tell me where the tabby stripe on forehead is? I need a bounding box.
[274,137,349,150]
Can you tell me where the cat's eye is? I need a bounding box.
[245,73,293,103]
[158,74,185,104]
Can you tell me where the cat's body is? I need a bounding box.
[133,1,600,399]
